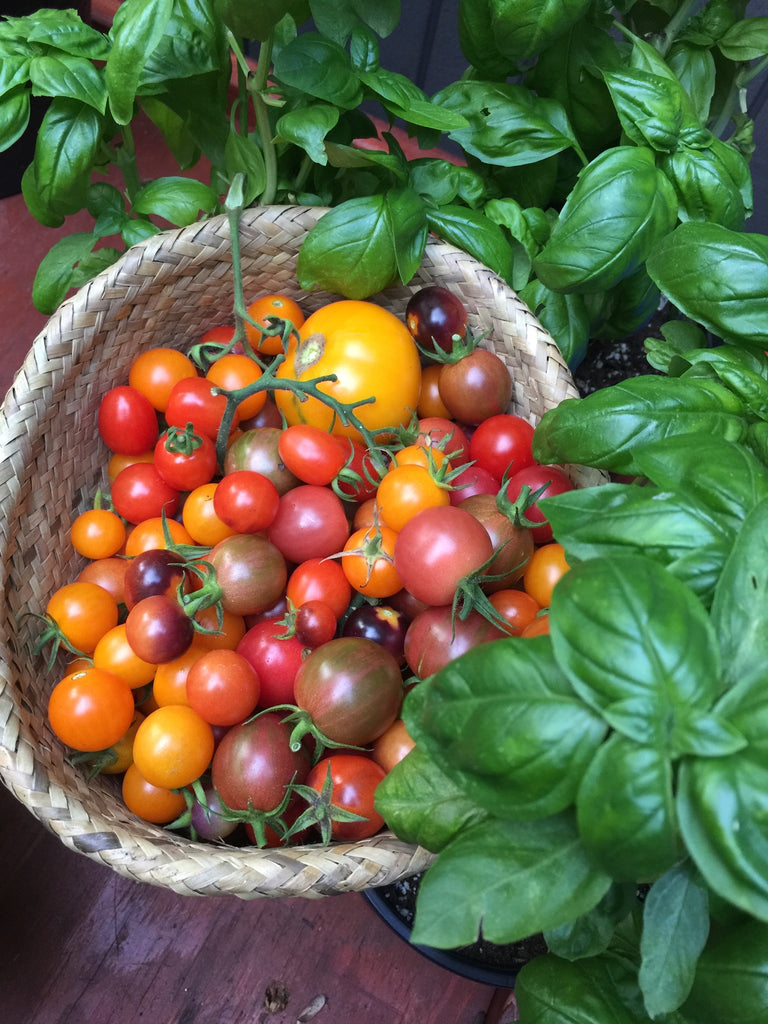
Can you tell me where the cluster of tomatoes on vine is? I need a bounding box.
[37,285,575,849]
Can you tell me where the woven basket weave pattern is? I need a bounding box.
[0,205,584,899]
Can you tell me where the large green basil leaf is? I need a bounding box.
[544,883,637,961]
[679,347,768,420]
[30,54,106,112]
[139,0,229,86]
[273,33,363,110]
[297,189,427,298]
[457,0,515,78]
[527,21,622,158]
[646,223,768,349]
[106,0,174,125]
[25,7,111,59]
[358,68,468,131]
[434,80,581,167]
[602,66,686,152]
[31,231,97,314]
[489,0,594,63]
[682,918,768,1023]
[533,146,678,294]
[533,375,747,476]
[411,812,612,947]
[576,735,681,881]
[660,137,752,230]
[519,279,590,368]
[374,747,491,853]
[33,97,101,218]
[639,861,710,1019]
[406,636,606,819]
[132,176,218,224]
[276,104,339,166]
[667,42,716,123]
[550,555,730,756]
[0,85,29,152]
[426,205,514,283]
[540,483,732,603]
[677,750,768,922]
[717,16,768,61]
[711,496,768,700]
[516,951,654,1024]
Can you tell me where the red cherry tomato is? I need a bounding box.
[98,385,159,455]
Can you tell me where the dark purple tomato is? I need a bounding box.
[342,604,408,664]
[123,548,187,610]
[404,605,506,679]
[293,636,403,746]
[211,712,310,812]
[223,426,301,495]
[124,594,194,664]
[208,533,288,617]
[189,782,240,841]
[438,349,513,425]
[295,600,338,648]
[405,286,469,356]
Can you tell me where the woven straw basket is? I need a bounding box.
[0,205,594,899]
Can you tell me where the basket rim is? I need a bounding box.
[0,204,584,897]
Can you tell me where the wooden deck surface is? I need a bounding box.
[0,110,518,1024]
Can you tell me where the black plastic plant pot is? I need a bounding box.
[364,873,547,987]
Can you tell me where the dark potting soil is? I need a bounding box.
[572,310,667,396]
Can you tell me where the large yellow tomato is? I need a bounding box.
[274,300,421,441]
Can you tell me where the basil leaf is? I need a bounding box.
[683,919,768,1023]
[589,266,661,342]
[516,952,650,1024]
[576,735,681,881]
[359,68,468,131]
[106,0,174,125]
[411,813,612,947]
[533,375,747,476]
[550,555,722,755]
[407,159,463,207]
[647,223,768,349]
[0,54,31,98]
[639,861,709,1019]
[0,85,29,152]
[26,7,111,59]
[223,131,266,206]
[30,54,106,113]
[139,0,229,86]
[426,204,514,283]
[141,96,201,170]
[297,189,427,298]
[711,496,768,697]
[273,33,363,110]
[718,16,768,61]
[352,0,400,39]
[32,231,97,314]
[660,137,752,230]
[489,0,594,63]
[519,279,590,368]
[541,483,732,603]
[457,0,515,78]
[534,146,678,294]
[544,883,637,961]
[131,176,218,224]
[277,104,339,166]
[602,66,686,152]
[212,0,310,41]
[677,750,768,922]
[406,636,607,819]
[374,747,491,853]
[667,42,716,124]
[33,97,101,218]
[435,80,580,167]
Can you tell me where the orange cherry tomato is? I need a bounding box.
[192,605,247,652]
[521,613,550,637]
[108,451,155,483]
[70,508,126,559]
[77,556,128,606]
[244,293,305,356]
[417,363,452,419]
[488,589,541,636]
[123,516,195,556]
[523,543,571,608]
[132,704,215,789]
[375,463,449,532]
[122,762,188,823]
[274,300,421,442]
[46,581,119,654]
[100,710,145,774]
[341,524,402,599]
[206,353,266,421]
[372,718,415,773]
[93,623,157,689]
[48,667,135,751]
[182,482,238,546]
[151,640,208,708]
[128,347,198,412]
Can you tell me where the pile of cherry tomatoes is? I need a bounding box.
[40,286,575,848]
